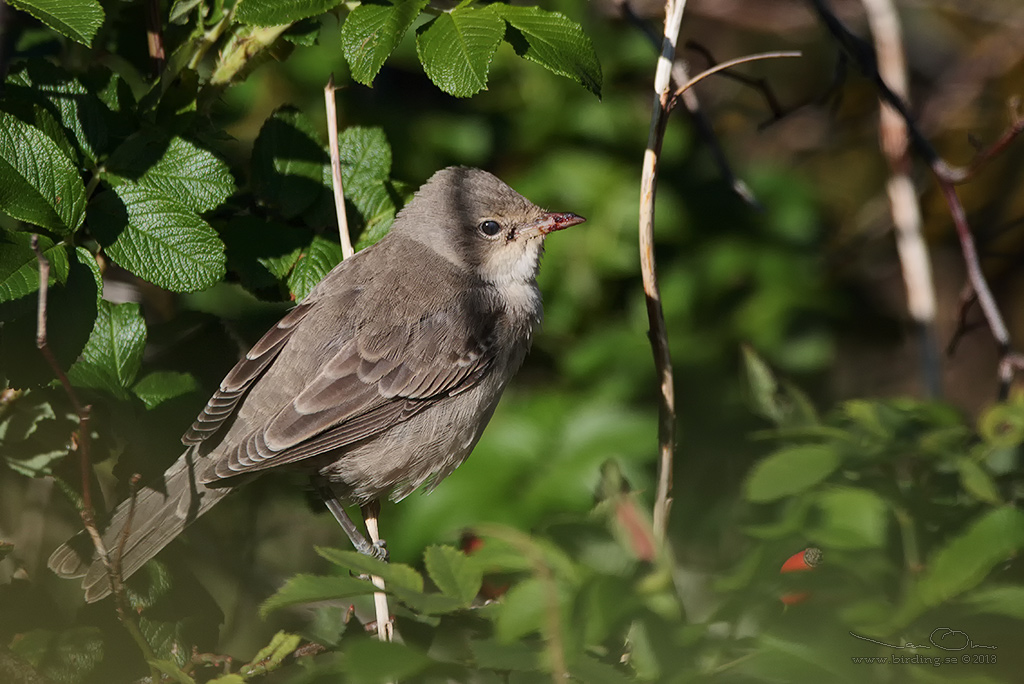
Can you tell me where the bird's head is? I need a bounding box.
[393,167,585,286]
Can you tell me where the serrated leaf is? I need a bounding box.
[744,444,840,502]
[106,135,235,213]
[807,487,888,549]
[958,457,1001,504]
[341,0,429,85]
[0,110,87,234]
[0,230,69,305]
[288,235,342,302]
[415,6,505,97]
[340,126,392,190]
[67,300,147,400]
[7,60,111,164]
[316,547,424,592]
[8,0,104,46]
[252,108,329,218]
[260,573,376,616]
[236,0,342,26]
[916,507,1024,608]
[89,184,226,292]
[132,371,198,409]
[492,4,601,97]
[424,545,482,603]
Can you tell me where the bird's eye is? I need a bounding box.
[478,220,501,237]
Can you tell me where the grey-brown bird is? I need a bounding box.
[48,166,584,602]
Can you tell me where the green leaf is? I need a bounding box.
[241,631,301,673]
[340,126,392,191]
[424,544,482,603]
[916,507,1024,608]
[169,0,201,25]
[67,300,147,400]
[415,6,505,97]
[744,444,840,502]
[341,0,430,85]
[0,110,87,234]
[132,371,199,410]
[316,547,424,592]
[252,107,329,218]
[961,584,1024,620]
[957,457,1001,505]
[492,4,601,97]
[342,640,431,683]
[978,401,1024,448]
[219,216,310,293]
[0,230,69,304]
[0,244,99,388]
[0,541,13,561]
[260,573,376,617]
[236,0,343,26]
[469,639,542,671]
[288,235,343,302]
[6,60,112,164]
[149,659,197,684]
[89,184,227,292]
[8,0,104,46]
[106,135,235,213]
[496,577,546,642]
[807,487,888,549]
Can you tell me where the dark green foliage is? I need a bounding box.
[0,1,1021,683]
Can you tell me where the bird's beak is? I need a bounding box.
[516,212,586,240]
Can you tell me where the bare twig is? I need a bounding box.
[32,238,156,670]
[810,0,1024,396]
[641,0,687,543]
[325,74,354,259]
[684,42,791,124]
[861,0,940,397]
[670,52,802,104]
[617,0,760,208]
[360,501,393,643]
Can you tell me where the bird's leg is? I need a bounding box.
[316,483,388,561]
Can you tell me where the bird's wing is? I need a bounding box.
[207,306,497,479]
[182,301,315,446]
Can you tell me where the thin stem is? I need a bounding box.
[31,237,157,674]
[361,501,393,644]
[861,0,940,397]
[325,74,354,259]
[641,0,687,543]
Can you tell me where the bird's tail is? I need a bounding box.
[48,449,233,602]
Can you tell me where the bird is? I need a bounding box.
[48,166,585,602]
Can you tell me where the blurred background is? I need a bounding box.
[3,0,1024,676]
